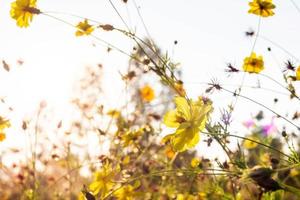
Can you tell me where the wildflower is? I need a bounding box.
[140,85,155,102]
[290,168,300,177]
[121,129,142,147]
[107,109,121,118]
[190,158,201,168]
[0,117,10,142]
[89,162,119,197]
[177,193,197,200]
[296,66,300,80]
[248,0,276,17]
[10,0,41,28]
[261,117,277,136]
[243,52,264,73]
[163,96,212,152]
[0,133,6,142]
[114,182,140,200]
[243,119,255,129]
[220,109,232,126]
[75,19,94,36]
[243,136,259,149]
[164,146,176,159]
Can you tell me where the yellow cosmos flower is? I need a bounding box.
[140,85,155,102]
[10,0,40,28]
[75,19,94,36]
[89,162,119,197]
[296,66,300,81]
[163,96,212,152]
[243,136,259,149]
[243,52,264,73]
[248,0,276,17]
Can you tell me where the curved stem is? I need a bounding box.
[201,131,292,161]
[221,87,300,130]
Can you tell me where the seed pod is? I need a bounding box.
[249,167,282,191]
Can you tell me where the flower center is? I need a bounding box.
[175,116,186,123]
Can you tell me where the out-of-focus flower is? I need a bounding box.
[0,117,10,142]
[0,133,6,142]
[243,136,259,149]
[290,168,300,177]
[10,0,40,28]
[164,146,176,159]
[89,162,119,197]
[248,0,276,17]
[140,85,155,102]
[220,109,232,126]
[107,109,121,118]
[121,129,142,147]
[75,19,94,36]
[243,120,255,129]
[190,158,201,168]
[177,193,198,200]
[114,182,140,200]
[163,96,212,152]
[296,66,300,80]
[243,52,264,73]
[261,117,277,136]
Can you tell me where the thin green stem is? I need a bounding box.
[221,87,300,130]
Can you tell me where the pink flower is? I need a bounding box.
[243,120,255,129]
[262,117,277,136]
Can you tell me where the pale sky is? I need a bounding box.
[0,0,300,161]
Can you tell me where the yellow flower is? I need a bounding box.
[0,117,10,142]
[248,0,276,17]
[243,52,264,73]
[0,133,6,142]
[89,162,119,197]
[164,146,176,159]
[75,19,94,36]
[177,193,198,200]
[243,136,259,149]
[114,183,140,200]
[290,168,300,177]
[107,109,121,118]
[10,0,40,28]
[190,158,201,168]
[121,129,142,147]
[296,66,300,81]
[140,85,155,102]
[163,96,212,152]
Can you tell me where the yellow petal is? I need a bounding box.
[243,136,259,149]
[163,110,180,128]
[296,66,300,81]
[174,96,191,120]
[171,124,200,152]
